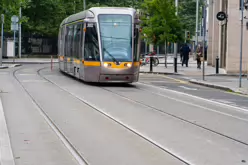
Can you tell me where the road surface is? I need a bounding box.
[0,64,247,165]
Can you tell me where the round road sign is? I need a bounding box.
[11,15,19,23]
[216,11,227,21]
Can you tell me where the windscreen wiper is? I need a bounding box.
[103,48,120,65]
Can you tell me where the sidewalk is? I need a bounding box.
[140,58,226,76]
[189,76,248,95]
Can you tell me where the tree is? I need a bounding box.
[140,0,184,45]
[178,0,205,41]
[1,0,144,37]
[0,0,29,34]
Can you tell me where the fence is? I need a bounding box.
[1,32,57,58]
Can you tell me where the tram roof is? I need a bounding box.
[60,7,136,27]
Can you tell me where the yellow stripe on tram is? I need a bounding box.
[84,61,101,67]
[73,59,81,65]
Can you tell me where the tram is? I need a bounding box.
[58,7,142,83]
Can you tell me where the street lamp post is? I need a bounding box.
[202,1,207,81]
[174,0,178,73]
[19,5,22,58]
[0,14,4,66]
[239,0,244,88]
[195,0,199,51]
[84,0,86,10]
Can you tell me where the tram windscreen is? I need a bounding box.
[98,14,132,62]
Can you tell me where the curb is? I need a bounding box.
[0,66,8,69]
[189,79,232,91]
[0,64,22,69]
[207,73,247,77]
[189,79,248,95]
[139,71,183,76]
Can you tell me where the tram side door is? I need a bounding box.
[80,23,86,79]
[64,26,69,72]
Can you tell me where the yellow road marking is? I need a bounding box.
[156,75,188,84]
[225,91,248,98]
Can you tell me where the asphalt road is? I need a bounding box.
[0,64,248,165]
[139,73,248,110]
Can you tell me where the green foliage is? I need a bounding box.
[140,0,184,45]
[0,0,204,38]
[178,0,205,41]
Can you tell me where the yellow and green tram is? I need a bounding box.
[58,7,142,83]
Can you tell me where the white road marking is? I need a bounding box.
[137,82,248,113]
[21,80,47,83]
[18,74,37,76]
[0,98,15,165]
[179,86,197,90]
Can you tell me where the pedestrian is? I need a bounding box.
[179,46,183,62]
[181,43,191,67]
[196,44,203,69]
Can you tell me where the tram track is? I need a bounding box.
[100,86,248,147]
[36,67,193,165]
[37,66,248,147]
[12,66,248,165]
[12,67,89,165]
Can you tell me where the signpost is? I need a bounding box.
[0,14,4,66]
[202,3,207,81]
[239,0,244,88]
[11,15,19,63]
[216,11,227,21]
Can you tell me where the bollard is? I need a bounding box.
[174,57,177,73]
[51,56,53,71]
[216,56,219,74]
[150,56,153,72]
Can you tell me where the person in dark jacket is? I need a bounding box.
[180,43,191,67]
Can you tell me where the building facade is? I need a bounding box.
[208,0,248,74]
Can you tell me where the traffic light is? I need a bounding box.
[186,31,190,40]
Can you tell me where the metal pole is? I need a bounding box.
[83,0,86,10]
[239,0,244,88]
[165,40,167,68]
[202,2,206,81]
[0,14,4,66]
[19,6,22,58]
[13,30,16,63]
[184,30,186,43]
[195,0,199,50]
[174,0,178,73]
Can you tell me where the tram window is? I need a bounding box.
[73,25,78,58]
[69,25,74,57]
[75,24,82,59]
[84,23,100,61]
[65,25,73,57]
[65,26,69,57]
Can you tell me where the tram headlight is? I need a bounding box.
[127,63,132,68]
[104,63,108,67]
